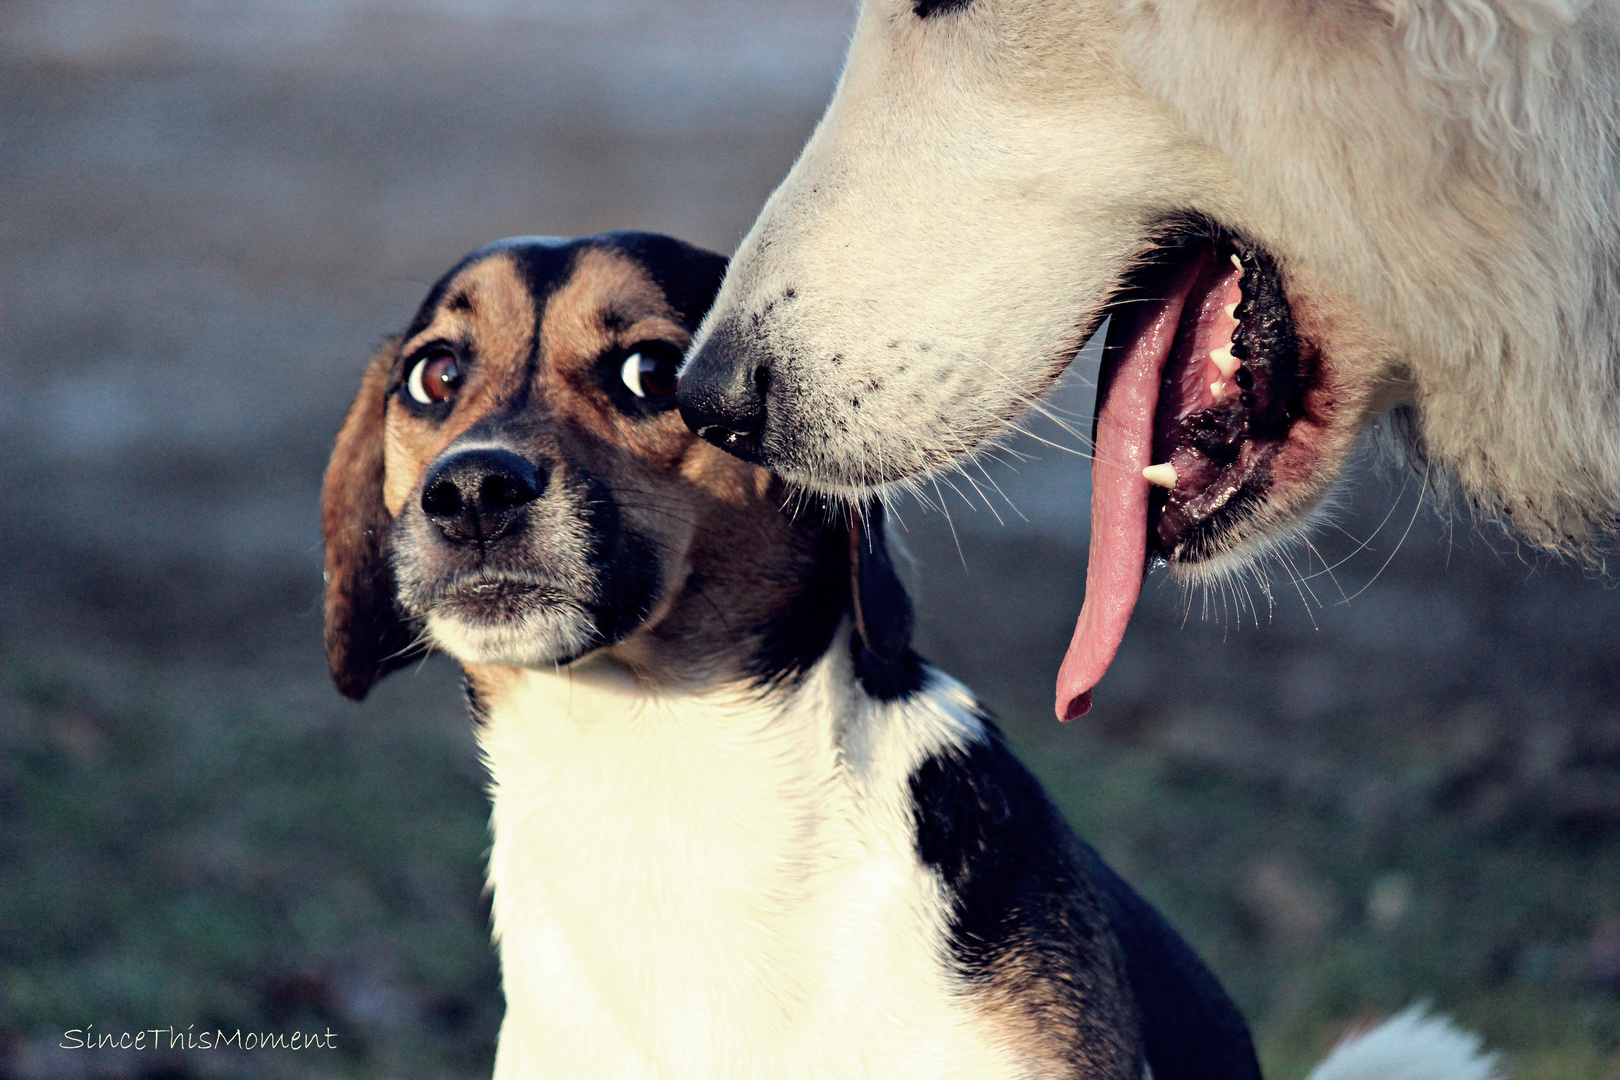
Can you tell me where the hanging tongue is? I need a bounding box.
[1055,258,1203,721]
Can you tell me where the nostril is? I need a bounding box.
[421,479,463,519]
[753,365,771,396]
[480,471,539,511]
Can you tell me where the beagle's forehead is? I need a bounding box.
[406,241,675,353]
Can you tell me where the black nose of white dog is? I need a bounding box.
[421,449,545,544]
[678,326,769,463]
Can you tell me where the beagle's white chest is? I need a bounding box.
[478,657,1035,1080]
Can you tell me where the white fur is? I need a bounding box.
[1305,1007,1503,1080]
[425,599,596,670]
[480,640,1041,1080]
[692,0,1620,556]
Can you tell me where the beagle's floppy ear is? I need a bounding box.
[322,339,420,701]
[849,502,914,664]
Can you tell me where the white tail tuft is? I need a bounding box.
[1304,1006,1503,1080]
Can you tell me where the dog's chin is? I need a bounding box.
[422,586,602,669]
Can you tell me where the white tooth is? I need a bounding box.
[1210,345,1239,378]
[1142,463,1178,489]
[1210,380,1226,397]
[1230,253,1243,271]
[1224,302,1239,320]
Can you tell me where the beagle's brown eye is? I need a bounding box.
[407,350,463,405]
[619,343,680,399]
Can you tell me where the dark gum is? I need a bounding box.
[1101,225,1311,563]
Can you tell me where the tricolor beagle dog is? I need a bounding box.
[320,233,1488,1080]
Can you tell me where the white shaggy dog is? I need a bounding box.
[677,0,1620,720]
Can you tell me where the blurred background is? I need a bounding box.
[2,1,1618,1077]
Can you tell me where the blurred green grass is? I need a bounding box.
[4,598,1619,1079]
[0,649,498,1079]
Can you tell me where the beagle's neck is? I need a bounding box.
[608,515,855,687]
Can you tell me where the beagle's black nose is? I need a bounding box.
[421,449,545,544]
[678,322,769,463]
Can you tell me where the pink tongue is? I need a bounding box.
[1055,278,1194,721]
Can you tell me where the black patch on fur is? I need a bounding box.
[746,498,923,697]
[850,504,913,663]
[579,474,666,655]
[851,639,926,702]
[1087,854,1263,1080]
[911,726,1140,1075]
[848,501,922,700]
[914,0,972,15]
[513,246,595,329]
[910,723,1260,1080]
[595,230,730,329]
[744,523,850,688]
[463,677,490,724]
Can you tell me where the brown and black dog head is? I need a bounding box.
[322,231,912,700]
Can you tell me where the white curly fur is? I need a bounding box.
[1306,1007,1503,1080]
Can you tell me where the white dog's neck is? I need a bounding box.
[475,637,1030,1080]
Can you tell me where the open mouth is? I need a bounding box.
[1057,225,1314,721]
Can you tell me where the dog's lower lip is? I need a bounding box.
[471,580,533,596]
[437,578,564,620]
